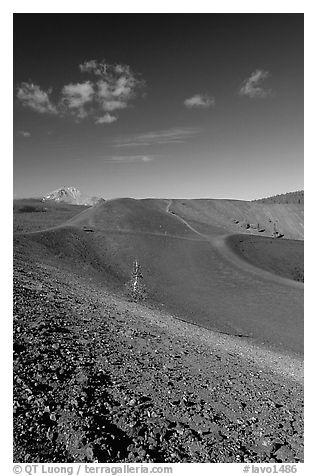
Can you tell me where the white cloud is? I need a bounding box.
[17,130,31,138]
[95,113,117,124]
[94,62,143,113]
[239,69,272,98]
[184,94,215,109]
[106,155,154,163]
[17,82,57,114]
[16,60,145,124]
[60,81,94,119]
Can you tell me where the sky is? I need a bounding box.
[13,14,304,200]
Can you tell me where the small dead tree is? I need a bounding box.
[126,259,147,302]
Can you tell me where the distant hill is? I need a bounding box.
[42,186,102,206]
[15,197,303,355]
[252,190,304,205]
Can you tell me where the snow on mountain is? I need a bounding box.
[42,187,101,206]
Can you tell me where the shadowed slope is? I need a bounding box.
[227,235,304,282]
[14,198,303,355]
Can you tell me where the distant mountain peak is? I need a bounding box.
[43,186,101,206]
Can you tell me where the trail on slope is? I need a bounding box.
[14,198,303,356]
[17,198,302,290]
[164,199,303,361]
[165,200,303,289]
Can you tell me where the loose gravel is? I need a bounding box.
[13,254,303,463]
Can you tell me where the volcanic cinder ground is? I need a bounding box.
[13,197,304,463]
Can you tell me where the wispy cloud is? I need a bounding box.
[17,83,57,114]
[239,69,273,99]
[105,155,155,163]
[113,127,201,147]
[184,94,215,109]
[17,130,31,138]
[16,60,145,124]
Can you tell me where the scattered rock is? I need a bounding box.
[274,445,296,462]
[13,253,304,463]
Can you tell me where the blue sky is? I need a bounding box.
[14,14,303,200]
